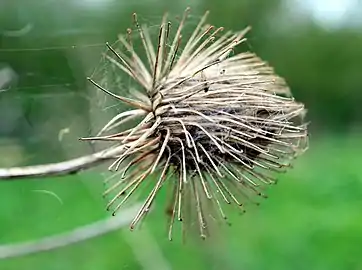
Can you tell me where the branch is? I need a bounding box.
[0,145,124,180]
[0,203,141,259]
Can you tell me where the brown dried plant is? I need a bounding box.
[84,8,308,240]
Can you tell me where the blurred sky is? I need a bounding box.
[294,0,362,29]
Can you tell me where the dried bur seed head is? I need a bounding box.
[84,8,308,240]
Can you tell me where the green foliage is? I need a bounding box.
[1,135,361,270]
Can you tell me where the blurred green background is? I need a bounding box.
[1,0,362,269]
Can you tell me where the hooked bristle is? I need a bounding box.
[86,8,308,240]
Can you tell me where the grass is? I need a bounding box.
[0,134,361,270]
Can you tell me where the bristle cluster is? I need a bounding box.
[84,8,308,240]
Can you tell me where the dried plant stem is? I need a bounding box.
[0,145,124,180]
[0,204,141,259]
